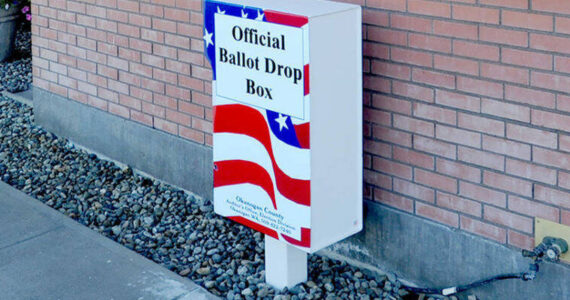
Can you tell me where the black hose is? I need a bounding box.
[402,272,527,296]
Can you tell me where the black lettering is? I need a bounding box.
[219,48,228,63]
[246,79,255,94]
[232,26,242,41]
[265,58,275,74]
[294,68,302,84]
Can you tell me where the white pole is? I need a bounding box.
[264,235,308,289]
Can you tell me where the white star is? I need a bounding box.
[241,9,248,18]
[255,10,264,21]
[203,29,213,48]
[275,114,289,131]
[216,6,225,14]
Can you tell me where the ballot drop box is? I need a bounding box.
[205,0,362,263]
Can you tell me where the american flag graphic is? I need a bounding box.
[204,0,311,248]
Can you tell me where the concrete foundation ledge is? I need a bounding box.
[33,88,213,200]
[323,201,570,299]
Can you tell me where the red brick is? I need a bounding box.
[413,103,456,125]
[153,68,177,83]
[453,40,499,61]
[457,77,503,99]
[481,63,529,85]
[453,4,499,24]
[508,230,534,250]
[505,85,555,109]
[153,44,177,59]
[433,20,477,40]
[508,195,559,222]
[363,42,389,59]
[87,96,108,111]
[130,87,152,103]
[437,192,481,217]
[373,156,414,179]
[130,110,153,126]
[563,210,570,226]
[503,11,553,32]
[362,9,389,27]
[502,48,552,71]
[394,115,434,137]
[434,55,478,76]
[364,168,392,189]
[458,113,504,137]
[166,85,191,101]
[461,216,506,243]
[436,124,481,148]
[393,81,434,102]
[408,0,450,18]
[391,47,432,67]
[363,75,390,93]
[485,206,533,233]
[372,94,412,115]
[458,146,504,171]
[460,181,506,207]
[374,189,414,213]
[436,158,481,182]
[560,135,570,153]
[508,124,557,149]
[179,126,205,144]
[532,109,570,133]
[412,69,455,89]
[555,16,570,35]
[390,14,431,33]
[533,0,570,15]
[129,38,152,53]
[373,125,412,147]
[416,202,459,227]
[506,158,556,185]
[480,26,528,47]
[484,170,532,197]
[533,147,570,170]
[482,99,530,122]
[394,178,435,203]
[435,90,480,112]
[409,33,451,53]
[393,146,435,169]
[364,139,391,158]
[531,33,570,55]
[558,94,570,113]
[367,0,406,11]
[415,169,457,193]
[480,0,527,9]
[364,107,391,126]
[367,27,407,46]
[154,118,178,135]
[371,61,410,80]
[482,135,531,160]
[165,33,190,49]
[554,56,570,74]
[414,135,457,159]
[108,103,130,119]
[152,18,177,33]
[535,185,570,210]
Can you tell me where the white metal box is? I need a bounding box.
[205,0,362,253]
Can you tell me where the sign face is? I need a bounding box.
[215,14,306,118]
[205,0,312,248]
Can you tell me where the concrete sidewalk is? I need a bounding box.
[0,181,218,300]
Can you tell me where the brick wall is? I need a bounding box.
[31,0,212,145]
[31,0,570,250]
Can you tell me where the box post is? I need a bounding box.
[265,234,307,289]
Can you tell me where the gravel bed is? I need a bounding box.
[0,95,475,300]
[0,23,32,93]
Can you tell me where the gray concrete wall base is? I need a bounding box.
[324,201,570,299]
[33,88,213,200]
[33,88,569,300]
